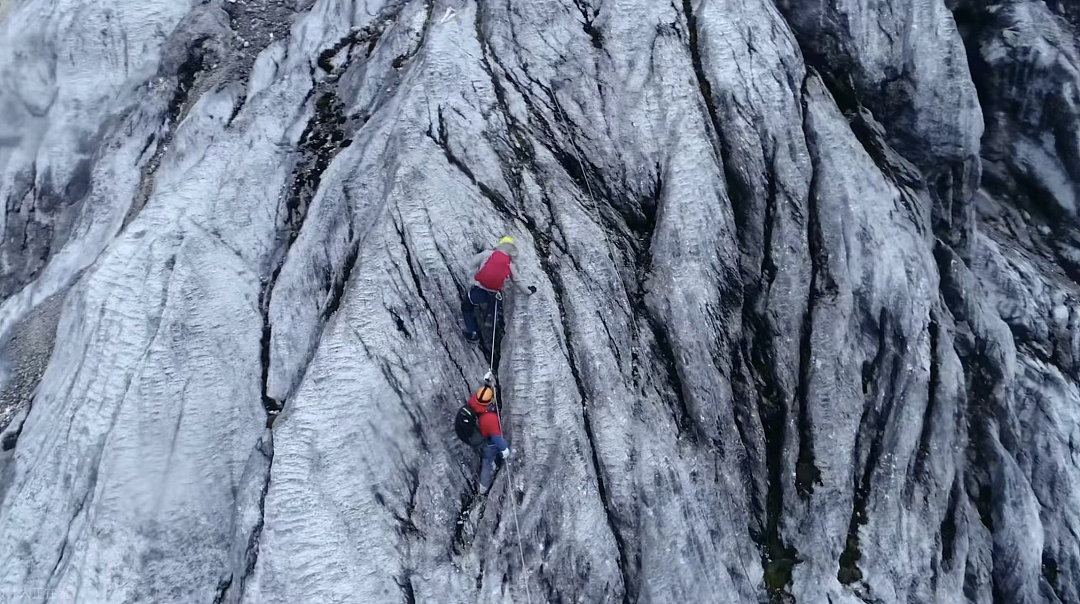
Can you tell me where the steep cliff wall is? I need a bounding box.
[0,1,1076,603]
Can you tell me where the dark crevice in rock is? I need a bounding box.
[681,0,724,153]
[211,574,233,604]
[841,309,907,587]
[426,108,519,222]
[289,93,352,248]
[848,109,930,238]
[744,307,792,573]
[126,29,221,232]
[316,14,395,73]
[547,265,634,604]
[136,133,157,164]
[0,417,23,451]
[683,0,775,539]
[793,80,827,503]
[940,479,960,567]
[611,169,695,443]
[227,97,246,127]
[793,296,822,500]
[41,460,97,592]
[505,119,633,599]
[935,243,1003,542]
[912,318,941,482]
[729,345,766,537]
[257,297,280,419]
[44,470,95,590]
[392,217,469,387]
[571,0,604,50]
[1042,552,1061,600]
[390,465,423,538]
[166,36,210,121]
[47,531,70,585]
[395,569,417,604]
[230,436,274,602]
[738,168,786,546]
[451,489,476,553]
[837,514,866,586]
[322,229,361,323]
[757,77,834,602]
[642,313,696,441]
[368,351,428,453]
[259,86,355,418]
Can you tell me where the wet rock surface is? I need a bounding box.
[0,0,1076,603]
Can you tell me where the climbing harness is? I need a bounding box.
[487,295,533,604]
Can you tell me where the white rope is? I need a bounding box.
[489,295,533,604]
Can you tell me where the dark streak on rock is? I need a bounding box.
[547,263,635,604]
[794,77,827,506]
[395,569,417,604]
[211,574,233,604]
[230,436,274,602]
[1,415,26,451]
[426,107,519,221]
[392,217,470,387]
[322,222,360,323]
[841,309,908,587]
[912,318,941,481]
[391,465,423,538]
[259,83,356,417]
[643,312,695,441]
[571,0,604,50]
[317,17,394,73]
[940,478,960,568]
[167,36,210,121]
[681,0,725,164]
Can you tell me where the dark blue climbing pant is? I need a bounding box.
[461,286,500,337]
[477,441,500,492]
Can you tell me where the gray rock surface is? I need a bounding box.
[0,0,1076,603]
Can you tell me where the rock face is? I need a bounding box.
[0,0,1076,603]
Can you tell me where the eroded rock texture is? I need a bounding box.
[0,0,1076,603]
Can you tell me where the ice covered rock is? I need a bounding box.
[0,0,1076,603]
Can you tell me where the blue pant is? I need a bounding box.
[478,442,500,492]
[461,286,501,336]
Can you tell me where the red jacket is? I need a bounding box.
[474,250,513,291]
[468,391,504,443]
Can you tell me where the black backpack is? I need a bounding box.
[454,405,486,448]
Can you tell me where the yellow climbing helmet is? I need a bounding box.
[498,236,515,246]
[475,386,494,404]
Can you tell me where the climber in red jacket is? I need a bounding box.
[454,372,510,495]
[461,236,536,341]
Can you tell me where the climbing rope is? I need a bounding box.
[488,295,534,604]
